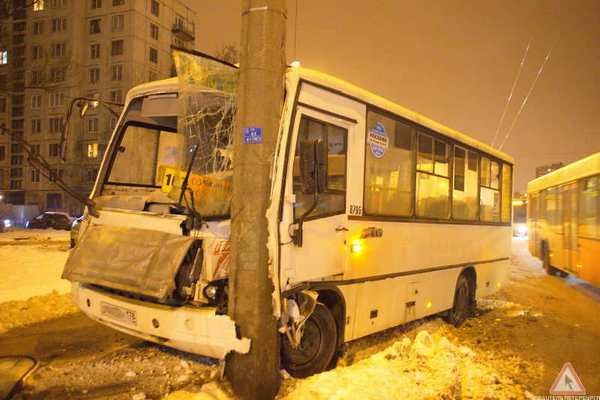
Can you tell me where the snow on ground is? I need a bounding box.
[508,237,545,281]
[0,228,71,302]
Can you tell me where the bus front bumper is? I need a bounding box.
[72,283,250,359]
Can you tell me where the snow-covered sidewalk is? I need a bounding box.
[0,229,71,302]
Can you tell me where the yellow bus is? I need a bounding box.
[528,153,600,286]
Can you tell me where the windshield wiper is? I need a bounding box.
[176,144,203,229]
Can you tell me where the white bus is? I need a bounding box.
[63,62,513,377]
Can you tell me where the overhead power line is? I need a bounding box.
[491,39,531,148]
[498,44,554,151]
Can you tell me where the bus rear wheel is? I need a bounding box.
[541,241,565,277]
[281,303,337,378]
[444,274,473,327]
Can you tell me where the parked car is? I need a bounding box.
[26,212,73,230]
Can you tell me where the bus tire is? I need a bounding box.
[541,241,560,276]
[281,303,338,378]
[444,274,473,327]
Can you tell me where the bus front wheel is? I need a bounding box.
[444,274,473,327]
[281,303,338,378]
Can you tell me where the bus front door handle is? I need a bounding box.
[335,226,349,232]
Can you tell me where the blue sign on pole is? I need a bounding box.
[243,127,263,144]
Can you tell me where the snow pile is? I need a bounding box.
[164,382,232,400]
[0,228,70,244]
[282,330,526,400]
[0,291,78,333]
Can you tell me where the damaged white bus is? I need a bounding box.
[63,51,513,377]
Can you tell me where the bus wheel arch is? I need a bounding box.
[444,267,476,327]
[280,286,345,377]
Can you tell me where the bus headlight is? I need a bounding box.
[203,284,218,300]
[3,219,11,228]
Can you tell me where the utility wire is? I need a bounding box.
[491,39,531,148]
[498,44,554,151]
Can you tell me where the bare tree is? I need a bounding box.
[215,43,240,65]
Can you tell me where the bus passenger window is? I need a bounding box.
[293,116,347,220]
[501,163,512,223]
[364,111,413,217]
[578,176,599,238]
[453,146,478,220]
[416,132,450,219]
[480,156,500,222]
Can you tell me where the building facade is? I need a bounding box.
[535,162,565,178]
[0,0,195,215]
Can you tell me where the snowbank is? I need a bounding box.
[0,228,71,302]
[0,291,77,333]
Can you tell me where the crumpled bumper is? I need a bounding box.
[72,283,250,359]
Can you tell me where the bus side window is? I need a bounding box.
[452,146,479,220]
[578,176,599,238]
[293,116,347,220]
[501,163,512,223]
[364,111,413,217]
[416,132,450,219]
[479,156,500,222]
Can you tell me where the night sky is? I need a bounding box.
[193,1,600,192]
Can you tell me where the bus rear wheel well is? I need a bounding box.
[460,266,477,306]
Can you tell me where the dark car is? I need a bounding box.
[26,212,73,230]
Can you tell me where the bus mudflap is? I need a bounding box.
[62,223,194,302]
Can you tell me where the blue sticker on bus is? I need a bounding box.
[243,127,263,144]
[367,122,389,158]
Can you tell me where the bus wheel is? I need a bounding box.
[281,303,337,378]
[444,274,472,327]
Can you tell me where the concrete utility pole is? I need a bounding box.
[226,1,287,399]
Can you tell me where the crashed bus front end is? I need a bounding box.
[63,53,252,359]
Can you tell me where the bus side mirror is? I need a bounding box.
[299,139,327,195]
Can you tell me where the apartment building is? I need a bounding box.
[0,0,196,215]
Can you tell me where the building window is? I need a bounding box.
[49,143,61,157]
[33,21,44,34]
[89,18,101,34]
[87,118,98,133]
[50,42,65,57]
[12,120,24,130]
[34,0,45,11]
[48,92,64,107]
[90,43,100,58]
[149,47,157,63]
[11,155,23,165]
[364,111,414,217]
[0,146,5,160]
[10,180,22,189]
[292,116,347,219]
[31,169,40,182]
[31,94,42,109]
[111,39,123,56]
[91,0,102,9]
[109,89,122,103]
[0,50,7,65]
[87,142,98,158]
[111,64,123,80]
[31,45,43,59]
[111,14,124,31]
[31,144,40,155]
[150,23,158,40]
[31,70,44,85]
[10,168,23,178]
[11,143,23,153]
[87,168,98,182]
[47,193,62,209]
[0,97,5,112]
[89,67,100,83]
[113,0,124,5]
[31,119,42,134]
[50,67,65,82]
[51,17,67,32]
[415,132,450,219]
[49,117,63,133]
[150,0,159,16]
[109,116,117,130]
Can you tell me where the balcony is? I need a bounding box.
[171,20,194,42]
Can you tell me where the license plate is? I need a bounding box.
[100,301,138,327]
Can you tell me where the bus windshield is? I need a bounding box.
[104,91,234,219]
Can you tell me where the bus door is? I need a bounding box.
[284,107,354,283]
[562,183,578,272]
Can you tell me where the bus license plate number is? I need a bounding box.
[100,302,138,327]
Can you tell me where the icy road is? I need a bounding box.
[1,232,599,399]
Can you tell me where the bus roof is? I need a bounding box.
[126,68,514,164]
[527,152,600,193]
[292,67,514,163]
